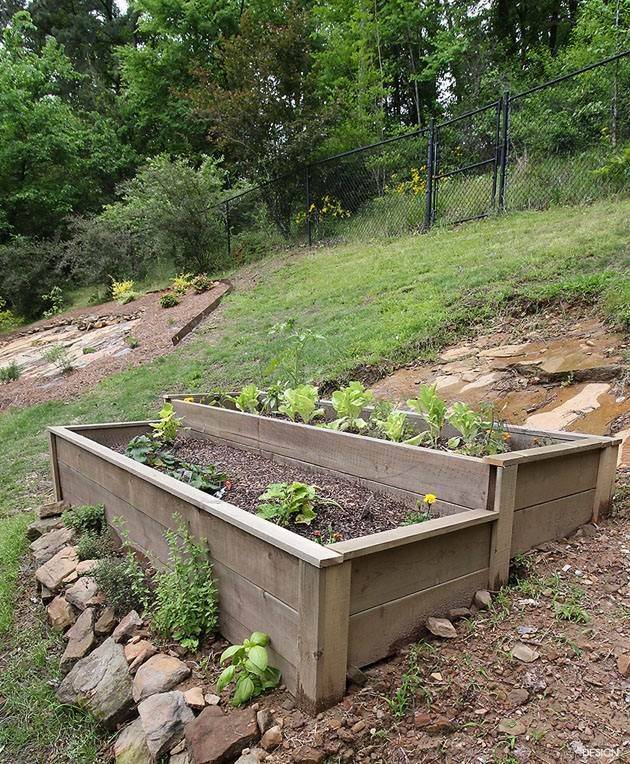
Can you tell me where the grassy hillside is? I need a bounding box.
[0,198,628,762]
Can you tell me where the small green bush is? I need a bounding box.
[191,274,215,293]
[0,362,20,383]
[160,292,180,309]
[77,530,112,561]
[41,286,65,318]
[43,344,73,373]
[94,552,150,616]
[82,346,96,355]
[126,335,140,349]
[63,503,106,535]
[151,516,218,650]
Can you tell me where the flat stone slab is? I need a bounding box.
[30,527,74,564]
[36,546,79,591]
[27,516,63,541]
[61,608,95,673]
[57,637,134,728]
[133,653,191,703]
[65,576,103,610]
[138,690,194,758]
[185,705,259,764]
[47,595,76,631]
[113,717,151,764]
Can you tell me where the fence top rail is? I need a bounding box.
[510,49,630,102]
[435,99,501,129]
[310,126,429,167]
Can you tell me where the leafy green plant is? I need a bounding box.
[125,335,140,349]
[257,482,337,526]
[43,344,73,373]
[156,452,227,496]
[62,503,106,535]
[160,292,180,308]
[151,516,218,650]
[327,381,374,432]
[150,403,183,445]
[82,346,96,355]
[94,551,150,616]
[77,530,113,560]
[278,384,323,424]
[265,319,324,386]
[373,408,410,442]
[125,434,157,464]
[0,297,22,332]
[401,493,438,525]
[0,361,20,383]
[405,385,447,448]
[217,631,281,706]
[41,286,64,318]
[229,384,261,414]
[260,381,287,413]
[171,272,194,294]
[446,402,508,457]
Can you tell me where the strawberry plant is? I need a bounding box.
[217,632,281,706]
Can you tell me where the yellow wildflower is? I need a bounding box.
[423,493,437,505]
[183,396,195,403]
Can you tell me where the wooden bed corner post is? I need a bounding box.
[296,559,351,713]
[592,443,619,523]
[48,429,62,502]
[488,464,518,591]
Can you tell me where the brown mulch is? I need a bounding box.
[0,282,230,412]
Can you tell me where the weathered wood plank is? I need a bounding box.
[348,568,489,667]
[511,489,596,554]
[488,465,517,590]
[297,561,351,714]
[513,450,599,509]
[484,438,608,467]
[592,444,619,522]
[49,431,62,501]
[347,523,492,614]
[328,509,497,560]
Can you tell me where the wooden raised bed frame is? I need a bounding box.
[48,395,619,713]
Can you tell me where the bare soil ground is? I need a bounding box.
[0,281,230,412]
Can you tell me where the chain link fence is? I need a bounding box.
[210,51,629,262]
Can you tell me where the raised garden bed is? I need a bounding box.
[48,394,619,713]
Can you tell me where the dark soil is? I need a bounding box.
[168,437,416,543]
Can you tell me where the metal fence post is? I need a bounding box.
[225,199,231,259]
[423,118,435,231]
[498,91,510,211]
[305,165,312,246]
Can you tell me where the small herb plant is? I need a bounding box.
[278,385,323,424]
[0,361,20,383]
[126,335,140,349]
[217,631,281,706]
[152,516,218,650]
[191,274,215,293]
[260,381,287,413]
[43,344,73,373]
[77,530,113,560]
[150,403,183,445]
[257,482,337,527]
[405,385,447,448]
[327,381,374,431]
[229,384,261,414]
[160,292,180,308]
[94,523,151,617]
[62,503,106,535]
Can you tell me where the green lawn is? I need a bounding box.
[0,198,628,762]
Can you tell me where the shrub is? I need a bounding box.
[0,236,60,319]
[41,286,64,318]
[0,308,22,332]
[62,503,106,535]
[112,279,138,304]
[160,292,180,308]
[151,517,218,650]
[171,273,194,294]
[191,274,215,293]
[126,336,140,349]
[94,554,150,616]
[0,361,20,383]
[42,344,73,372]
[77,530,113,560]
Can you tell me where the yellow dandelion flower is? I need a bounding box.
[423,493,437,505]
[184,396,195,403]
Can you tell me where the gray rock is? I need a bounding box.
[511,642,540,663]
[346,665,368,687]
[133,653,191,703]
[448,607,473,621]
[171,753,191,764]
[138,691,194,759]
[113,717,152,764]
[39,499,69,519]
[27,516,63,541]
[47,595,76,631]
[204,694,220,706]
[65,576,103,610]
[256,709,272,735]
[507,688,530,706]
[57,637,134,728]
[234,756,258,764]
[30,527,74,564]
[473,590,492,610]
[36,546,79,591]
[185,705,259,764]
[61,608,96,673]
[113,610,143,643]
[498,718,527,736]
[426,617,457,639]
[260,725,282,751]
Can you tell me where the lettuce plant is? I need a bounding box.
[447,402,508,456]
[405,384,447,447]
[229,384,261,414]
[327,381,374,431]
[278,384,323,423]
[373,409,410,442]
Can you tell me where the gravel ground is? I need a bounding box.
[158,437,416,542]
